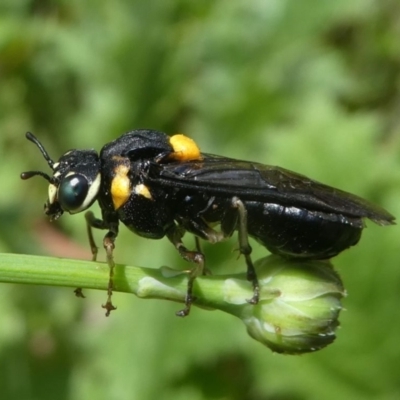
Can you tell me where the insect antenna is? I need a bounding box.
[25,132,55,169]
[20,170,54,183]
[20,132,57,183]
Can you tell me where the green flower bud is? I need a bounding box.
[237,256,345,354]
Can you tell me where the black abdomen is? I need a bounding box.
[245,202,363,260]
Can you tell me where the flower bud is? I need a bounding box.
[238,256,345,354]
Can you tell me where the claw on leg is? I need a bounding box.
[74,288,86,298]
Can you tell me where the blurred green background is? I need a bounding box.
[1,0,400,399]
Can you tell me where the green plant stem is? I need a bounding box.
[0,253,252,313]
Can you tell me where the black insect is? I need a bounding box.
[21,130,395,316]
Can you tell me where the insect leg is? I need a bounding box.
[85,211,118,316]
[194,236,202,253]
[230,197,259,304]
[166,225,205,317]
[74,210,106,299]
[193,236,212,276]
[85,211,105,261]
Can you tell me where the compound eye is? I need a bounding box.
[58,174,89,212]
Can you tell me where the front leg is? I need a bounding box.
[74,210,106,299]
[85,211,107,261]
[85,211,119,316]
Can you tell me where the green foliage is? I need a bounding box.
[1,0,400,399]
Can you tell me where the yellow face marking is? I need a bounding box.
[48,183,57,204]
[169,134,202,161]
[134,183,152,200]
[111,163,131,210]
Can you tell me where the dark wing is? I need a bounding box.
[147,154,395,226]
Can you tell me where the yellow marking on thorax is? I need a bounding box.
[111,163,131,210]
[134,183,152,200]
[169,134,202,161]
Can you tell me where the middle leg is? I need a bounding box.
[221,197,259,304]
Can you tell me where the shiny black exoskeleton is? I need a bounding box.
[21,130,395,316]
